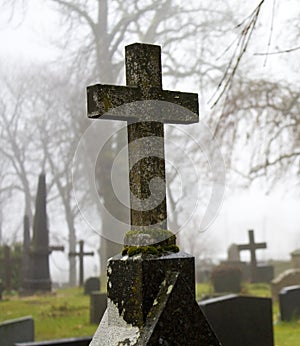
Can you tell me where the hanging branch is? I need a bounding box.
[210,0,265,108]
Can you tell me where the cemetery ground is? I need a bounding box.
[0,285,299,345]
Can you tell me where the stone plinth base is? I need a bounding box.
[90,252,221,345]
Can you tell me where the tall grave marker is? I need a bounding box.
[24,174,64,293]
[69,240,94,286]
[88,43,221,345]
[237,229,267,283]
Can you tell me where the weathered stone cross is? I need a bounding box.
[238,229,267,281]
[69,240,94,286]
[87,43,199,230]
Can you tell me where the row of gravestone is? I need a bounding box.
[3,285,300,346]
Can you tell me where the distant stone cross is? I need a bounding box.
[87,43,199,229]
[69,240,94,286]
[237,229,267,281]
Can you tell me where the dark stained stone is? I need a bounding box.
[136,271,222,346]
[199,295,274,346]
[279,285,300,321]
[90,292,107,324]
[0,316,34,346]
[107,252,195,327]
[90,252,221,346]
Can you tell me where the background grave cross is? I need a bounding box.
[238,229,267,282]
[87,43,199,230]
[69,240,94,286]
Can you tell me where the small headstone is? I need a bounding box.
[90,292,107,324]
[199,295,274,346]
[227,244,240,261]
[279,285,300,321]
[84,277,100,295]
[290,249,300,269]
[271,269,300,301]
[0,316,34,346]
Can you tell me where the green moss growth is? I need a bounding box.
[122,244,180,257]
[122,229,179,257]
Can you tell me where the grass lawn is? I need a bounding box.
[0,284,299,345]
[0,287,97,340]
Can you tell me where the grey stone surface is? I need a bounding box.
[90,292,107,324]
[279,285,300,321]
[290,249,300,269]
[271,269,300,301]
[199,295,274,346]
[0,316,34,346]
[227,244,240,261]
[87,43,199,229]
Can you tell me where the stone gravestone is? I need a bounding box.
[0,244,22,292]
[290,249,300,269]
[199,295,274,346]
[20,215,31,294]
[69,240,94,286]
[220,243,250,281]
[279,285,300,321]
[271,268,300,301]
[0,316,34,346]
[90,292,107,324]
[227,244,240,261]
[237,229,273,283]
[84,277,100,295]
[88,43,221,345]
[24,174,64,294]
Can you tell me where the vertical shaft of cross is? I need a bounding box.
[69,240,94,286]
[4,245,11,291]
[249,230,257,268]
[79,240,85,286]
[125,44,167,230]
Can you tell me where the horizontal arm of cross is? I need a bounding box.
[49,246,65,252]
[237,242,267,251]
[69,251,94,257]
[87,84,199,124]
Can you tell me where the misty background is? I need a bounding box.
[0,0,299,284]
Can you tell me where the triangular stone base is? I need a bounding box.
[90,253,221,345]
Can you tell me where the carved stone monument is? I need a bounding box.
[88,43,221,345]
[24,174,64,293]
